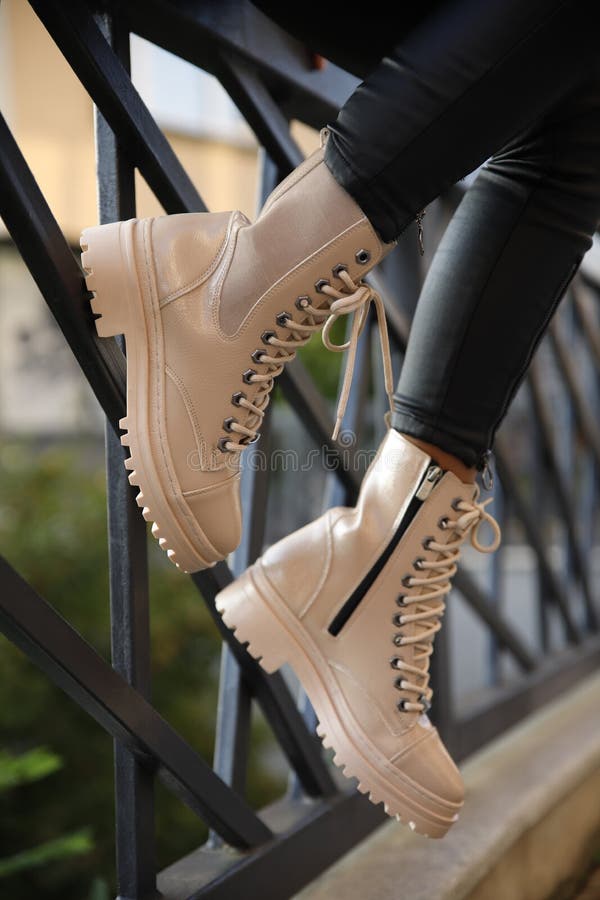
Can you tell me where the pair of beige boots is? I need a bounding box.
[81,143,500,838]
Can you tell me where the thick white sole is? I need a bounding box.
[216,567,463,838]
[81,220,218,573]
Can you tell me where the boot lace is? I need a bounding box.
[219,267,394,451]
[390,488,501,714]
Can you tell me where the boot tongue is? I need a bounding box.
[219,149,368,336]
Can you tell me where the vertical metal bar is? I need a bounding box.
[209,151,280,846]
[559,305,577,604]
[287,310,372,803]
[531,400,551,653]
[487,483,504,685]
[528,361,599,631]
[93,12,160,900]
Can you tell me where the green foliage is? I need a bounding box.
[0,746,62,792]
[87,878,110,900]
[0,746,95,883]
[0,828,94,878]
[0,439,286,899]
[288,316,346,403]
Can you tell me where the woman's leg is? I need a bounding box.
[393,81,600,470]
[214,0,600,836]
[255,0,600,474]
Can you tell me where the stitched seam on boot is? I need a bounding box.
[297,513,336,620]
[158,212,238,308]
[165,366,213,472]
[213,217,379,339]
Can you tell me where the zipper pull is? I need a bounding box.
[320,127,330,147]
[415,209,426,256]
[478,450,495,491]
[416,465,443,501]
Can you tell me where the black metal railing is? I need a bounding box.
[1,2,599,898]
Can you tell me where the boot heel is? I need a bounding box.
[216,571,288,674]
[80,221,135,338]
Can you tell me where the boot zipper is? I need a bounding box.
[415,464,443,500]
[477,449,494,491]
[328,463,444,636]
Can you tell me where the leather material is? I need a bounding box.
[152,211,236,304]
[116,146,391,568]
[247,429,478,802]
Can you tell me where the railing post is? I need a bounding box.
[93,11,161,900]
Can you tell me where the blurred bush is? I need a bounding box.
[0,439,286,899]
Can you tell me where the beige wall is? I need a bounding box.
[0,0,319,241]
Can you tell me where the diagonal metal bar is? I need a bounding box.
[575,275,600,369]
[528,360,599,631]
[30,0,207,214]
[218,51,304,174]
[208,412,274,850]
[453,632,600,761]
[33,0,362,493]
[5,5,350,808]
[158,787,386,900]
[494,435,580,644]
[124,0,358,129]
[549,316,600,468]
[453,568,537,671]
[0,556,272,849]
[207,646,253,852]
[195,565,337,799]
[0,113,125,425]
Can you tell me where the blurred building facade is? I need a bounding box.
[0,0,318,438]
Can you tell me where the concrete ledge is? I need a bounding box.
[294,669,600,900]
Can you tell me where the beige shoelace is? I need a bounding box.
[222,269,394,451]
[391,490,502,714]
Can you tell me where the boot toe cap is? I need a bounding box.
[394,726,464,809]
[183,475,242,561]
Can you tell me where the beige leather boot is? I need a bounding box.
[80,141,394,572]
[216,429,500,837]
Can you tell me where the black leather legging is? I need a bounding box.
[252,0,600,469]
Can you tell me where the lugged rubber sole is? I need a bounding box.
[80,220,218,574]
[216,568,463,838]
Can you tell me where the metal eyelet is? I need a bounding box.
[275,311,291,326]
[222,417,236,432]
[242,368,257,384]
[251,349,265,364]
[396,594,407,607]
[217,437,232,453]
[247,433,260,444]
[295,295,310,310]
[401,574,413,588]
[332,263,348,277]
[355,248,371,265]
[394,677,406,691]
[397,698,408,712]
[393,634,404,647]
[389,656,401,669]
[422,536,434,550]
[261,330,276,345]
[315,278,330,293]
[392,613,404,627]
[419,693,432,712]
[231,391,246,407]
[438,516,450,530]
[413,557,425,571]
[451,497,464,511]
